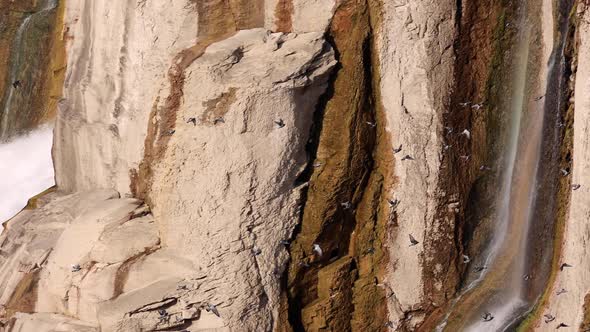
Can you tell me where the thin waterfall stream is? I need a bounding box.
[0,0,58,140]
[0,0,59,224]
[437,0,574,330]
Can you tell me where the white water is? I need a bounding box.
[0,127,54,223]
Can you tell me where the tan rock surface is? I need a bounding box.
[375,1,456,328]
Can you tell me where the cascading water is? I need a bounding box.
[0,126,54,223]
[438,0,574,330]
[0,0,58,139]
[0,0,59,224]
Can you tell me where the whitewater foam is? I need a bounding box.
[0,127,54,223]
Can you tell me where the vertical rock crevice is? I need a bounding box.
[282,0,390,330]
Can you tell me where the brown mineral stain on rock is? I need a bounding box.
[200,88,238,125]
[581,293,590,331]
[282,0,389,330]
[0,0,66,135]
[37,0,67,123]
[274,0,294,33]
[133,0,264,203]
[5,270,40,318]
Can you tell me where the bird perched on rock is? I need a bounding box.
[556,323,569,329]
[206,303,220,317]
[366,121,377,128]
[461,129,471,139]
[409,234,419,247]
[401,155,414,161]
[459,102,471,107]
[572,184,581,190]
[471,103,483,111]
[480,165,492,171]
[462,255,470,264]
[158,309,168,317]
[544,314,556,323]
[279,240,290,246]
[560,168,570,176]
[534,95,545,101]
[71,264,81,272]
[560,262,573,271]
[557,288,567,295]
[523,274,531,281]
[393,144,403,154]
[313,162,322,168]
[482,312,494,322]
[252,247,262,256]
[165,129,175,136]
[313,243,323,257]
[213,117,225,125]
[275,119,285,128]
[186,117,197,126]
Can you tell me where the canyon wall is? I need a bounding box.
[2,0,590,331]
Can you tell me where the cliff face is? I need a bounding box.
[2,0,590,331]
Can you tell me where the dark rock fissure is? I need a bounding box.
[283,0,388,330]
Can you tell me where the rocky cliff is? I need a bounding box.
[1,0,590,331]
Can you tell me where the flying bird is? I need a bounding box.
[534,95,545,101]
[206,303,220,317]
[556,288,567,295]
[252,247,262,256]
[366,121,377,128]
[560,168,570,176]
[275,119,285,128]
[459,102,471,107]
[471,103,483,111]
[474,266,487,273]
[313,243,323,257]
[313,162,322,168]
[409,234,419,247]
[556,323,569,329]
[71,264,81,272]
[280,240,290,246]
[462,255,470,264]
[461,129,471,139]
[460,155,470,161]
[572,184,581,190]
[560,263,573,271]
[523,274,531,281]
[186,117,197,126]
[165,129,175,136]
[393,144,403,154]
[482,312,494,322]
[387,198,400,208]
[158,309,168,317]
[544,314,555,323]
[213,117,225,125]
[12,80,21,89]
[401,155,415,161]
[480,165,492,171]
[341,201,352,210]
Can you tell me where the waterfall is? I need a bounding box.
[0,126,54,224]
[0,0,58,140]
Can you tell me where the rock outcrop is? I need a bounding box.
[3,0,590,331]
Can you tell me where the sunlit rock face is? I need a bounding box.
[2,0,590,331]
